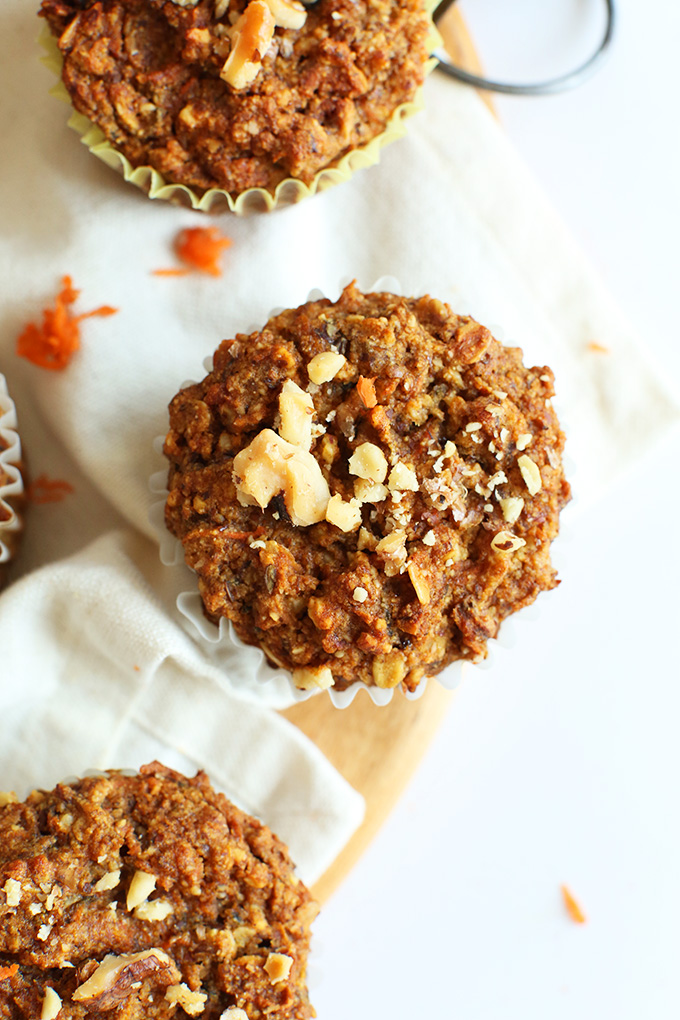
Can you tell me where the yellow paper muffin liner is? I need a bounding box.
[0,375,25,575]
[39,3,440,215]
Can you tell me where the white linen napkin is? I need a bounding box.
[0,1,678,882]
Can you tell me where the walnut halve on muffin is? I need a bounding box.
[164,284,571,694]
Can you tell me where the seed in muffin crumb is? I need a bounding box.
[353,587,368,603]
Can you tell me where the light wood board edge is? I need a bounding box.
[282,683,454,903]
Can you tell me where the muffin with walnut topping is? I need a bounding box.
[164,283,571,695]
[38,0,437,212]
[0,763,317,1019]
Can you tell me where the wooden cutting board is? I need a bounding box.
[282,9,488,904]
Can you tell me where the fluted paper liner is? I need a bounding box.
[40,4,440,215]
[0,375,24,571]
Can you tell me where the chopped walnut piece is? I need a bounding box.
[372,650,407,689]
[375,529,407,576]
[516,432,532,451]
[407,563,430,604]
[387,463,418,492]
[499,496,524,525]
[264,952,294,984]
[348,442,388,484]
[219,1009,249,1020]
[3,878,22,906]
[422,529,436,546]
[220,1,275,90]
[134,898,174,922]
[126,870,156,910]
[72,950,178,1007]
[215,0,230,16]
[278,379,314,450]
[353,477,389,505]
[325,494,361,532]
[166,983,208,1015]
[40,987,61,1020]
[292,665,334,690]
[0,791,18,806]
[264,0,307,29]
[233,429,330,526]
[307,351,346,384]
[517,454,542,496]
[93,869,121,893]
[491,531,527,553]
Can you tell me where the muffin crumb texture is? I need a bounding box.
[39,0,431,196]
[0,763,317,1018]
[164,284,571,693]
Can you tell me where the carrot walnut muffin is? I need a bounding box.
[39,0,431,197]
[164,284,571,694]
[0,763,317,1019]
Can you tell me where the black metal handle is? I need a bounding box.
[434,0,616,96]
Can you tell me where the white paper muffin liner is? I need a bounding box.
[150,279,573,708]
[0,374,25,569]
[39,3,441,215]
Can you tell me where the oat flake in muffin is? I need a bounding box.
[0,763,317,1019]
[39,0,432,198]
[164,284,571,694]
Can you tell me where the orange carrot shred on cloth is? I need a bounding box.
[175,226,232,276]
[561,884,587,924]
[16,276,117,371]
[26,474,75,505]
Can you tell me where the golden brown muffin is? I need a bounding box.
[39,0,432,200]
[0,763,317,1019]
[164,284,571,695]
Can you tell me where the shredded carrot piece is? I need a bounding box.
[357,376,377,408]
[175,226,232,277]
[16,276,117,371]
[561,884,587,924]
[587,341,610,354]
[26,474,75,505]
[152,268,192,278]
[0,964,19,981]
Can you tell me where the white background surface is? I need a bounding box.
[313,2,680,1018]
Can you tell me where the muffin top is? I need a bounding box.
[39,0,431,196]
[0,763,317,1019]
[164,284,571,694]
